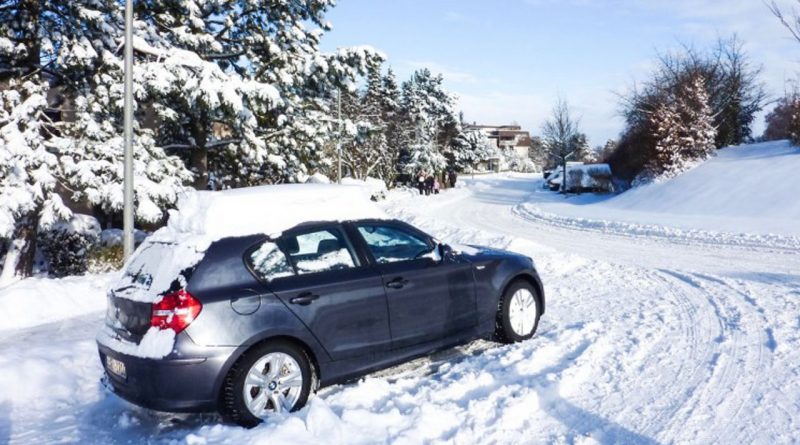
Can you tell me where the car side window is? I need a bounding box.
[248,240,295,282]
[281,227,358,275]
[356,224,435,264]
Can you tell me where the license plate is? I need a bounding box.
[106,356,127,379]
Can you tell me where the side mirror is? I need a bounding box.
[438,243,454,261]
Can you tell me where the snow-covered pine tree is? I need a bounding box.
[646,97,683,178]
[570,133,593,163]
[0,0,193,279]
[0,0,119,280]
[341,65,391,181]
[398,69,458,174]
[0,81,71,284]
[646,75,716,179]
[380,68,407,180]
[135,0,383,188]
[450,129,497,172]
[679,76,717,160]
[63,83,192,225]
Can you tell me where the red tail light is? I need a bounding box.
[151,289,202,334]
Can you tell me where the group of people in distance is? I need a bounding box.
[415,170,457,196]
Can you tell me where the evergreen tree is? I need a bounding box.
[570,133,592,163]
[134,0,383,188]
[398,69,458,174]
[0,81,70,284]
[528,136,548,169]
[645,76,716,180]
[0,0,187,279]
[380,68,405,181]
[791,96,800,145]
[338,66,390,181]
[450,129,497,171]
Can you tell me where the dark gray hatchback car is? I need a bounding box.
[98,218,544,427]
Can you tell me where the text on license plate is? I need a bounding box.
[106,356,127,379]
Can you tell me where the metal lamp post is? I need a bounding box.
[122,0,135,259]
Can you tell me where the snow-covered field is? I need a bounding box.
[2,160,800,444]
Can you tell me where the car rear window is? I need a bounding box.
[248,241,295,281]
[112,240,201,302]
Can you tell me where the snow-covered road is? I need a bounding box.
[384,174,800,444]
[1,174,799,444]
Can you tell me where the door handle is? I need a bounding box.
[385,277,409,289]
[290,292,320,305]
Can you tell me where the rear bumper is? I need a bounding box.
[97,339,238,413]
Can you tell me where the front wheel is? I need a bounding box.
[220,340,315,427]
[496,280,541,343]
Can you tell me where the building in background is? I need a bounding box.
[464,123,533,159]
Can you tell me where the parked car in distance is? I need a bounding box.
[97,185,545,427]
[546,163,614,193]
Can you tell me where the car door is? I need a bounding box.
[246,224,391,360]
[351,221,477,349]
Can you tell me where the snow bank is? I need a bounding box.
[341,177,388,200]
[515,204,800,250]
[529,140,800,237]
[610,140,800,220]
[304,172,331,184]
[0,273,113,332]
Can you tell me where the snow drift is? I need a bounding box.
[525,140,800,237]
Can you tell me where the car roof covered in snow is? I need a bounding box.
[155,183,388,245]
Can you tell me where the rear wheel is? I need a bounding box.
[496,280,541,343]
[220,340,314,427]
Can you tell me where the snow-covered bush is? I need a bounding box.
[305,173,332,184]
[501,148,539,173]
[39,215,101,278]
[790,96,800,145]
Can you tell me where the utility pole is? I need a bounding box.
[336,88,342,184]
[122,0,135,259]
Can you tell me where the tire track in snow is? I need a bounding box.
[384,180,799,443]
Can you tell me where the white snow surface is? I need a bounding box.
[527,140,800,237]
[1,155,800,443]
[0,273,113,332]
[160,183,385,244]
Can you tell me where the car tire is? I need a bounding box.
[496,280,541,343]
[220,340,315,428]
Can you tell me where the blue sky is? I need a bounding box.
[320,0,800,146]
